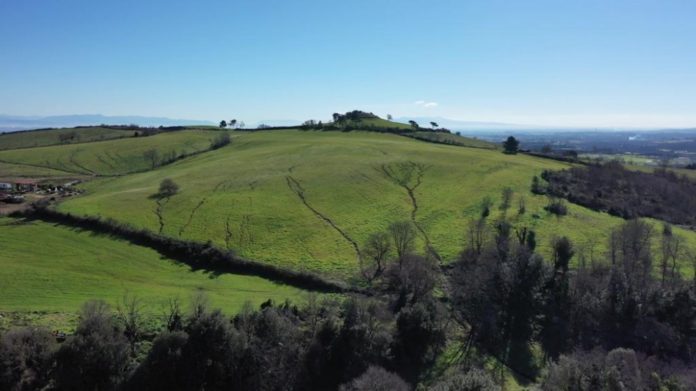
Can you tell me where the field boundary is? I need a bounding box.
[15,206,361,294]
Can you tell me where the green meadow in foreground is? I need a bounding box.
[0,218,306,315]
[58,129,696,279]
[0,129,225,176]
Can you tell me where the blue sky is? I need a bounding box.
[1,0,695,128]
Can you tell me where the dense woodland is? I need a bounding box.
[541,162,696,227]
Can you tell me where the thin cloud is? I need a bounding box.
[414,100,438,108]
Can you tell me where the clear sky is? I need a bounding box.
[1,0,695,128]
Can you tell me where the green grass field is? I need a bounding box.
[55,129,696,279]
[0,217,306,316]
[0,127,135,151]
[355,117,413,129]
[0,129,226,176]
[0,161,84,179]
[407,131,496,149]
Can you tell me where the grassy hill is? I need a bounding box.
[0,161,84,180]
[0,126,136,150]
[0,129,226,176]
[405,131,496,149]
[0,217,306,322]
[56,129,696,280]
[354,117,413,129]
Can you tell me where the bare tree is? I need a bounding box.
[466,218,489,257]
[163,296,183,331]
[499,187,514,213]
[143,148,159,169]
[610,219,654,292]
[361,231,392,281]
[116,294,144,354]
[388,221,416,264]
[660,224,684,286]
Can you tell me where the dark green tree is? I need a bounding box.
[503,136,520,154]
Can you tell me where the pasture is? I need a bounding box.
[56,129,696,279]
[0,217,307,320]
[0,126,134,150]
[0,129,226,176]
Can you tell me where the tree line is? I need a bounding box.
[542,162,696,226]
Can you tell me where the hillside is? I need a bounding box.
[0,217,306,329]
[0,129,226,176]
[56,129,696,280]
[405,131,496,149]
[0,126,135,150]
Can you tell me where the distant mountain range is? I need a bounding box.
[0,114,215,132]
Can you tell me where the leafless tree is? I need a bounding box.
[361,231,392,281]
[388,221,416,265]
[143,148,159,169]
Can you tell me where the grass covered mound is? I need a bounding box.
[56,130,696,279]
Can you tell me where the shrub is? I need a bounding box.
[430,368,499,391]
[158,178,179,197]
[210,132,231,149]
[545,197,568,216]
[53,300,130,391]
[339,366,410,391]
[0,327,56,391]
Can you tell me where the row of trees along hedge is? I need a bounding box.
[15,206,352,294]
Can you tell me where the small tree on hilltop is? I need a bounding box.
[387,114,393,121]
[503,136,519,154]
[159,178,179,197]
[430,121,438,129]
[219,120,227,128]
[408,120,419,130]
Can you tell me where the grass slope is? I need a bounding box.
[0,218,306,314]
[406,131,496,149]
[0,161,83,179]
[0,130,225,176]
[0,127,135,151]
[57,130,696,279]
[356,117,412,129]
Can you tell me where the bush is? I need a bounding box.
[53,300,130,391]
[545,197,568,216]
[158,178,179,197]
[430,368,500,391]
[339,366,410,391]
[0,327,56,391]
[210,132,231,149]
